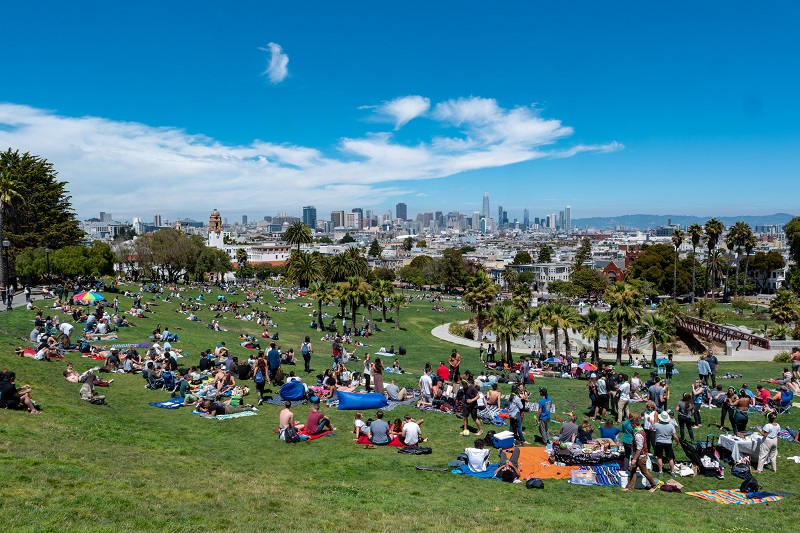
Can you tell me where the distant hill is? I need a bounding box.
[571,213,797,231]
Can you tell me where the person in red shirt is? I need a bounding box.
[756,384,771,406]
[306,402,336,435]
[436,361,450,382]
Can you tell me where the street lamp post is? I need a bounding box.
[3,238,10,311]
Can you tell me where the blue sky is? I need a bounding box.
[1,1,798,222]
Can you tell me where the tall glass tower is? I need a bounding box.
[482,192,490,220]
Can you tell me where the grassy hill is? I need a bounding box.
[1,283,797,532]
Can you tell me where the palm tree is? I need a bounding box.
[671,228,685,297]
[607,282,643,366]
[464,270,498,342]
[489,302,523,365]
[687,223,704,303]
[524,306,547,352]
[307,280,334,331]
[578,308,610,364]
[549,302,578,358]
[345,247,369,278]
[703,218,725,298]
[729,221,751,297]
[339,276,370,326]
[365,290,382,333]
[287,251,322,288]
[704,250,726,297]
[770,289,800,329]
[388,294,408,331]
[742,230,757,296]
[636,314,675,367]
[768,324,792,341]
[0,170,24,285]
[657,299,685,329]
[372,279,395,322]
[284,221,313,252]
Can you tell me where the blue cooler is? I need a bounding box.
[492,430,515,449]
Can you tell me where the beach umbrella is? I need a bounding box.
[74,291,105,302]
[543,357,563,363]
[655,357,669,366]
[578,362,597,371]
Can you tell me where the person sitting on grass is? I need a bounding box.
[64,362,113,387]
[305,402,335,435]
[279,401,297,440]
[0,371,41,414]
[369,410,390,445]
[401,414,424,446]
[465,438,490,472]
[353,412,369,440]
[577,417,595,444]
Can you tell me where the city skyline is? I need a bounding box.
[2,3,800,220]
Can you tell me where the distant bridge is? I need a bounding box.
[677,316,771,349]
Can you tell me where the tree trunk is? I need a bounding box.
[744,255,750,296]
[553,328,561,357]
[538,327,546,354]
[351,302,358,328]
[506,336,513,366]
[615,323,623,366]
[563,328,571,357]
[651,336,658,367]
[734,252,741,297]
[691,248,697,303]
[394,307,400,331]
[594,337,600,365]
[477,308,484,341]
[317,300,323,331]
[367,305,374,333]
[382,304,388,322]
[673,251,678,297]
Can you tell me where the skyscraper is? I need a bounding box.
[242,215,248,225]
[565,205,572,234]
[303,206,317,229]
[154,214,162,227]
[331,210,345,227]
[472,211,481,230]
[395,203,407,221]
[498,205,503,227]
[483,192,490,219]
[523,208,530,229]
[549,213,557,230]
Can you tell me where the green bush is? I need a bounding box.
[773,351,791,363]
[448,321,466,337]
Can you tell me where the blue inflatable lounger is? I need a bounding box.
[337,391,389,410]
[280,380,306,401]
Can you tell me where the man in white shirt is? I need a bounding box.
[401,414,422,446]
[59,322,74,340]
[464,439,490,472]
[617,375,631,423]
[417,366,433,408]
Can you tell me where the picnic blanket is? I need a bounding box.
[263,396,307,407]
[274,428,332,441]
[578,465,621,486]
[686,489,784,504]
[516,447,577,480]
[452,464,500,479]
[356,435,405,447]
[149,397,185,409]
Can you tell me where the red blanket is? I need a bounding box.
[356,435,405,447]
[274,428,331,440]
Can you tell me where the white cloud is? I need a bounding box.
[0,100,620,220]
[260,42,289,84]
[371,95,430,129]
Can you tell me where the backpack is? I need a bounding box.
[255,370,265,384]
[526,478,544,489]
[283,425,302,443]
[301,343,310,356]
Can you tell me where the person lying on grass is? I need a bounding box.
[64,363,112,386]
[198,397,257,417]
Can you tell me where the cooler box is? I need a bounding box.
[570,470,597,485]
[492,431,515,449]
[619,471,652,489]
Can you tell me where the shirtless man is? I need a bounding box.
[63,363,112,386]
[449,349,461,382]
[485,383,502,408]
[279,401,298,440]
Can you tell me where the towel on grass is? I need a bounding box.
[686,489,784,504]
[205,410,258,421]
[149,397,185,409]
[452,464,500,479]
[579,465,621,486]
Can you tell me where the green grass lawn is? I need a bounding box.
[2,284,799,532]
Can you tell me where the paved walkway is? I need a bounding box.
[432,322,783,362]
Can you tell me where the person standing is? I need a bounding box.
[417,366,433,408]
[538,387,552,445]
[664,355,674,386]
[676,392,695,442]
[697,355,711,385]
[791,346,800,380]
[707,351,718,388]
[625,412,659,492]
[300,336,313,373]
[373,357,385,395]
[486,343,495,363]
[267,342,281,382]
[449,349,461,382]
[507,384,526,445]
[617,374,631,424]
[461,379,483,436]
[756,412,780,473]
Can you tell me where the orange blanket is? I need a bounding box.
[514,447,577,480]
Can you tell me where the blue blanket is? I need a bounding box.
[452,464,500,479]
[149,397,185,409]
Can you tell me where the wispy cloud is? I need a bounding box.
[259,42,289,84]
[370,95,431,129]
[0,99,620,219]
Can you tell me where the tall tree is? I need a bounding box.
[769,289,800,329]
[578,308,611,365]
[490,302,523,365]
[687,223,704,303]
[287,251,322,287]
[0,169,23,285]
[538,245,553,263]
[511,250,533,265]
[741,226,757,296]
[729,221,751,297]
[607,282,643,365]
[283,221,313,252]
[339,276,370,326]
[236,248,248,278]
[371,279,395,322]
[704,250,726,296]
[636,314,675,367]
[464,270,498,341]
[703,218,725,298]
[1,149,83,283]
[572,238,592,271]
[368,238,383,258]
[388,294,408,331]
[671,229,685,297]
[524,306,547,352]
[308,281,335,331]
